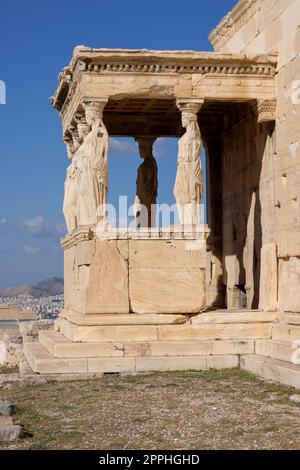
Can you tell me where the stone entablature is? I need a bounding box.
[209,0,259,52]
[52,48,277,135]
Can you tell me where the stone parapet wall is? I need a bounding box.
[63,236,207,316]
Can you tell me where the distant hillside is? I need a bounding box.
[0,277,64,298]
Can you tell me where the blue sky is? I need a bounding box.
[0,0,236,289]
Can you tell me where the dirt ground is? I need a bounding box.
[0,367,300,450]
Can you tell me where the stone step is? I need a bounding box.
[24,341,239,374]
[60,318,272,343]
[272,324,300,342]
[24,342,135,374]
[255,339,296,363]
[240,355,300,389]
[24,342,89,374]
[39,330,124,358]
[132,355,239,373]
[191,311,277,325]
[39,330,255,358]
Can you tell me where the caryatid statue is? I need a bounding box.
[63,131,80,233]
[173,99,204,226]
[134,136,158,228]
[77,100,109,229]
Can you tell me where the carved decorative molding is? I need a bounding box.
[209,0,259,52]
[256,99,276,123]
[80,60,273,76]
[61,226,210,249]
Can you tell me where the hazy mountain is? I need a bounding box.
[0,277,64,298]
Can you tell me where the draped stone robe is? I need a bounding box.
[174,124,203,225]
[77,122,109,227]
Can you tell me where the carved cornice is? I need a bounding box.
[209,0,259,52]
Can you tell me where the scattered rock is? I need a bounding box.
[0,332,23,368]
[17,350,34,375]
[0,400,17,416]
[0,416,13,426]
[289,395,300,404]
[19,320,54,343]
[0,425,23,441]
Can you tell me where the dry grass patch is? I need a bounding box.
[0,369,300,450]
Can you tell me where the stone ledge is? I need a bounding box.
[255,339,299,364]
[24,341,241,374]
[240,354,300,389]
[58,319,273,343]
[191,311,278,324]
[61,310,189,326]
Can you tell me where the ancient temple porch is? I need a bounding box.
[23,46,298,382]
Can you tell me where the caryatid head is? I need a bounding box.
[83,101,106,128]
[68,126,81,151]
[75,114,90,142]
[176,99,204,129]
[181,110,198,128]
[63,134,75,159]
[135,136,156,160]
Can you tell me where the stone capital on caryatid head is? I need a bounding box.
[176,98,205,125]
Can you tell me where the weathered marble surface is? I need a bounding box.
[63,235,207,315]
[210,0,300,313]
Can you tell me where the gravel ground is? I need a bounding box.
[0,368,300,450]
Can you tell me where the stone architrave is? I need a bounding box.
[134,136,158,228]
[174,99,204,226]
